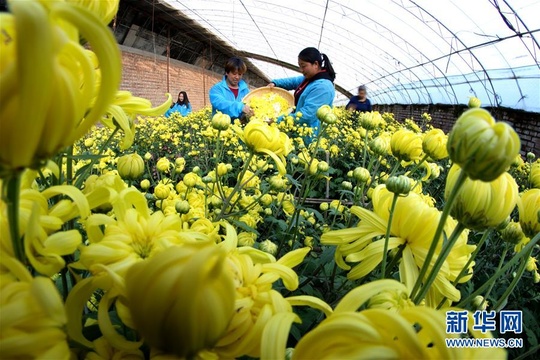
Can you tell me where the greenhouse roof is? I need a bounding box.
[162,0,540,112]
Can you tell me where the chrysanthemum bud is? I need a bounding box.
[125,244,235,358]
[175,157,186,167]
[468,97,481,108]
[446,165,518,230]
[316,105,332,121]
[531,161,540,189]
[526,257,538,272]
[359,112,379,131]
[175,200,190,214]
[472,295,488,310]
[317,161,329,172]
[117,153,144,180]
[84,138,94,147]
[259,239,278,255]
[211,112,231,131]
[322,113,337,125]
[156,158,171,173]
[447,108,521,181]
[183,172,199,187]
[500,221,524,245]
[386,175,411,195]
[422,129,448,160]
[353,167,370,183]
[320,202,329,211]
[140,179,150,191]
[527,152,536,161]
[369,134,391,156]
[269,175,286,190]
[341,181,353,190]
[518,189,540,238]
[390,130,423,162]
[260,193,273,206]
[217,163,228,176]
[154,183,170,200]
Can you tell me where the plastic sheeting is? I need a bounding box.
[164,0,540,112]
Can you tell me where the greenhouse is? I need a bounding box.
[0,0,539,359]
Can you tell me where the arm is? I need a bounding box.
[346,99,356,111]
[187,103,192,114]
[209,86,244,118]
[272,76,305,91]
[367,99,372,112]
[165,104,176,118]
[296,82,335,128]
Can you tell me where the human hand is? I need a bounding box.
[243,104,254,117]
[267,82,275,88]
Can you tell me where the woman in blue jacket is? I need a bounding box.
[165,91,192,117]
[269,47,335,143]
[209,57,253,120]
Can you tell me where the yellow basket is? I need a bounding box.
[243,87,294,108]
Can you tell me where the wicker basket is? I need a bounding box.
[242,86,294,107]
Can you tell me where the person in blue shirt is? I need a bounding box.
[210,57,253,120]
[268,47,335,143]
[165,91,192,117]
[346,85,372,112]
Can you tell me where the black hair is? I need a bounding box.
[358,85,367,92]
[171,91,190,108]
[298,47,336,81]
[224,57,247,74]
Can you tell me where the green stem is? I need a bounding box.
[407,154,429,178]
[362,130,369,168]
[2,172,24,263]
[414,222,466,304]
[66,145,74,185]
[385,243,406,277]
[381,193,399,279]
[453,229,491,286]
[388,160,401,178]
[217,152,255,220]
[493,245,533,311]
[411,169,467,300]
[60,267,69,301]
[456,231,540,308]
[481,245,508,309]
[436,229,492,309]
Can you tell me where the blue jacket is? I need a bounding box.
[165,103,192,117]
[210,76,250,119]
[272,75,335,139]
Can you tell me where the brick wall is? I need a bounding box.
[119,45,224,111]
[374,104,540,155]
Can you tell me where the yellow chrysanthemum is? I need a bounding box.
[0,171,90,275]
[248,92,291,121]
[518,189,540,238]
[390,129,424,162]
[208,226,310,359]
[292,280,505,360]
[446,165,519,230]
[0,256,70,359]
[76,187,208,277]
[236,120,293,175]
[321,185,474,306]
[0,0,121,174]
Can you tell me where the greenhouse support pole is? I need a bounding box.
[166,27,170,94]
